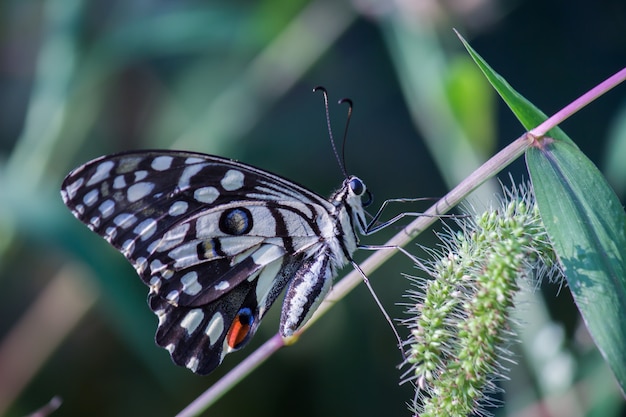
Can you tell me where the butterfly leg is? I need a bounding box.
[362,197,456,235]
[348,260,407,360]
[357,244,432,275]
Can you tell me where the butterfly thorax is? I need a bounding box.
[327,175,367,263]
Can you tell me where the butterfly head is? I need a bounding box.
[340,175,370,234]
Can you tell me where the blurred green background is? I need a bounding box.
[1,0,625,416]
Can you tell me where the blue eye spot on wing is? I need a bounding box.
[219,207,254,235]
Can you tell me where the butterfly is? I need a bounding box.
[60,148,380,375]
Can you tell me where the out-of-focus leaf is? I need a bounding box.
[603,103,626,198]
[445,56,496,153]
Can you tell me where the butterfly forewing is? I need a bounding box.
[61,150,364,375]
[62,151,329,269]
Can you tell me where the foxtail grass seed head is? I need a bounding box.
[401,182,558,417]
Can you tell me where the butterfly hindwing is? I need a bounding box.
[150,244,305,375]
[60,150,357,374]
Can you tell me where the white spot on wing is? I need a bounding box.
[127,182,155,202]
[134,170,148,182]
[89,216,101,228]
[113,175,126,189]
[168,201,188,216]
[194,186,219,204]
[186,356,200,372]
[87,160,114,186]
[148,275,161,293]
[166,290,180,304]
[180,308,204,335]
[64,177,84,200]
[104,226,117,242]
[152,155,173,171]
[205,312,225,346]
[83,189,99,206]
[98,199,115,218]
[134,218,157,241]
[154,308,166,326]
[181,271,202,296]
[121,239,135,257]
[221,169,245,191]
[114,213,138,229]
[135,257,147,274]
[214,280,230,291]
[178,164,204,190]
[150,259,165,273]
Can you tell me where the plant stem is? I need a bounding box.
[531,66,626,138]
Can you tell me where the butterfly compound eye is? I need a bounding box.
[349,177,365,196]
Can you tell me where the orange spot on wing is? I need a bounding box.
[227,314,252,349]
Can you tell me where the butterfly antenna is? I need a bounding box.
[338,97,353,176]
[313,86,348,179]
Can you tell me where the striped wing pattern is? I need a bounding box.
[61,150,366,374]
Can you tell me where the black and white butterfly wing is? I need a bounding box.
[61,150,348,375]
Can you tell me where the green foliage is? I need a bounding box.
[460,36,626,396]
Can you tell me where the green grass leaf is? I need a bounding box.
[455,30,549,133]
[458,31,626,395]
[527,140,626,395]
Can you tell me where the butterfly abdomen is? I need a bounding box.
[280,247,334,337]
